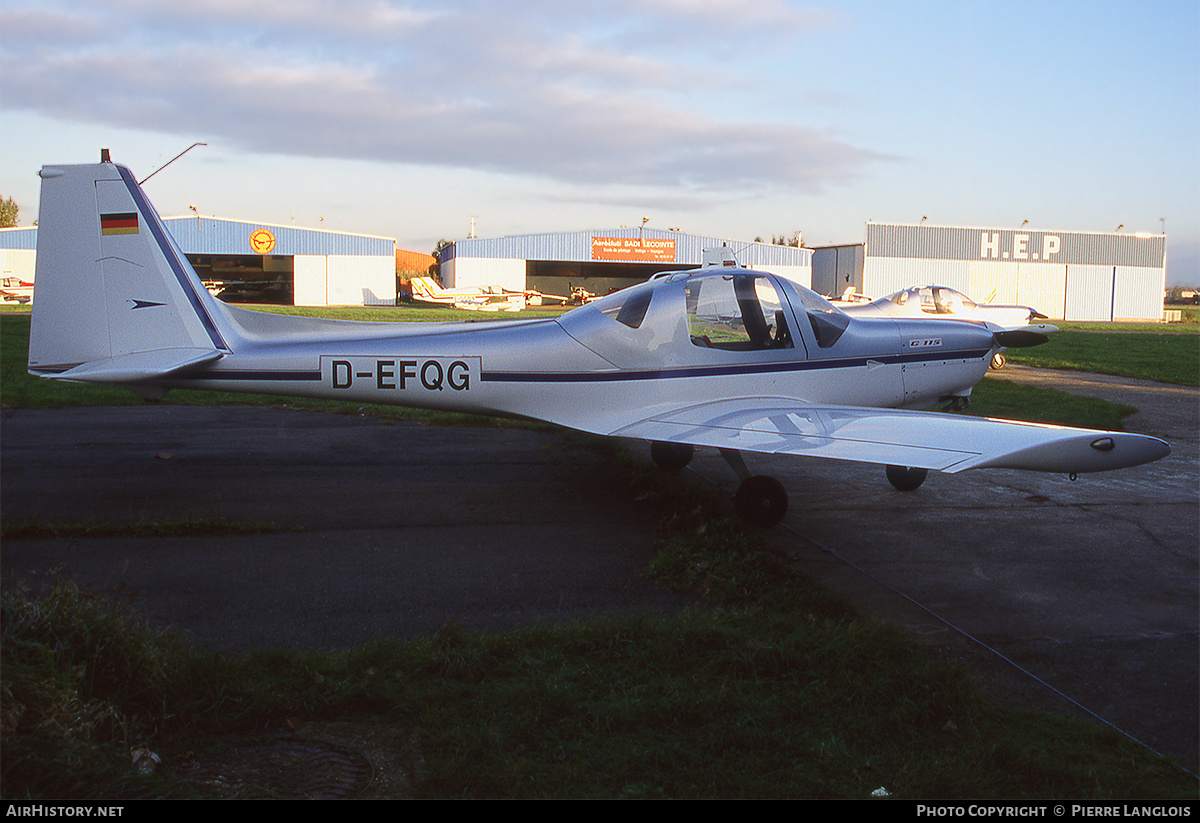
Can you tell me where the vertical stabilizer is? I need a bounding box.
[28,158,231,381]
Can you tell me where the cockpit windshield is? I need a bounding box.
[885,286,977,316]
[789,284,850,348]
[893,286,977,314]
[591,269,850,353]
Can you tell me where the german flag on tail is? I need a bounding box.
[100,212,138,235]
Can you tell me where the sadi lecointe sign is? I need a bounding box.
[591,236,677,262]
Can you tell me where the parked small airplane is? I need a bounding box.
[409,275,574,310]
[1,276,34,304]
[839,285,1049,370]
[27,157,1170,527]
[408,275,527,312]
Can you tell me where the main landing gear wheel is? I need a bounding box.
[651,441,694,472]
[734,475,788,528]
[886,465,928,491]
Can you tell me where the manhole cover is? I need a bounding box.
[179,737,373,799]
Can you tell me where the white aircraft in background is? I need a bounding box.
[838,285,1051,370]
[27,156,1169,527]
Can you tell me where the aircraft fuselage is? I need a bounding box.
[159,273,997,437]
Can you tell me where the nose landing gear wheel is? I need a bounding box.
[734,475,788,528]
[886,465,928,491]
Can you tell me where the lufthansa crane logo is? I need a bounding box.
[249,228,276,255]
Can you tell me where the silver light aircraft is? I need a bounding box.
[27,157,1170,527]
[839,285,1051,370]
[841,285,1047,328]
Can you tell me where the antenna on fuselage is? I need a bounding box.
[139,142,208,185]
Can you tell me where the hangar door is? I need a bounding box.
[189,254,293,304]
[294,255,397,306]
[526,259,692,301]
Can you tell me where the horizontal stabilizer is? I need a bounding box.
[44,348,223,384]
[611,398,1169,474]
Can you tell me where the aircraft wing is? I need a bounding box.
[609,398,1169,474]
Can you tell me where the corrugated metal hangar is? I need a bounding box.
[440,229,811,299]
[5,214,1165,321]
[813,222,1167,321]
[0,217,397,307]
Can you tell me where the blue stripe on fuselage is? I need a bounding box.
[178,347,990,384]
[479,348,992,383]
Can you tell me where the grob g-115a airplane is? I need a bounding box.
[27,155,1169,527]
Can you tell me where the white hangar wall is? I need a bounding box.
[293,255,398,306]
[815,223,1166,322]
[440,256,526,293]
[0,228,38,284]
[0,248,37,281]
[811,244,866,298]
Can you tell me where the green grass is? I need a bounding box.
[1007,329,1199,386]
[966,376,1136,430]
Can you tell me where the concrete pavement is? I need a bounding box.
[0,407,690,649]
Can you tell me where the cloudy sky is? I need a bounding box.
[2,0,1196,283]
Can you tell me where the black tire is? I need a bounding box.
[886,465,928,491]
[734,475,788,528]
[650,441,694,472]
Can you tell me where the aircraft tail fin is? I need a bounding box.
[28,156,233,383]
[409,276,455,303]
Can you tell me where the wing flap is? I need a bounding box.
[611,398,1169,474]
